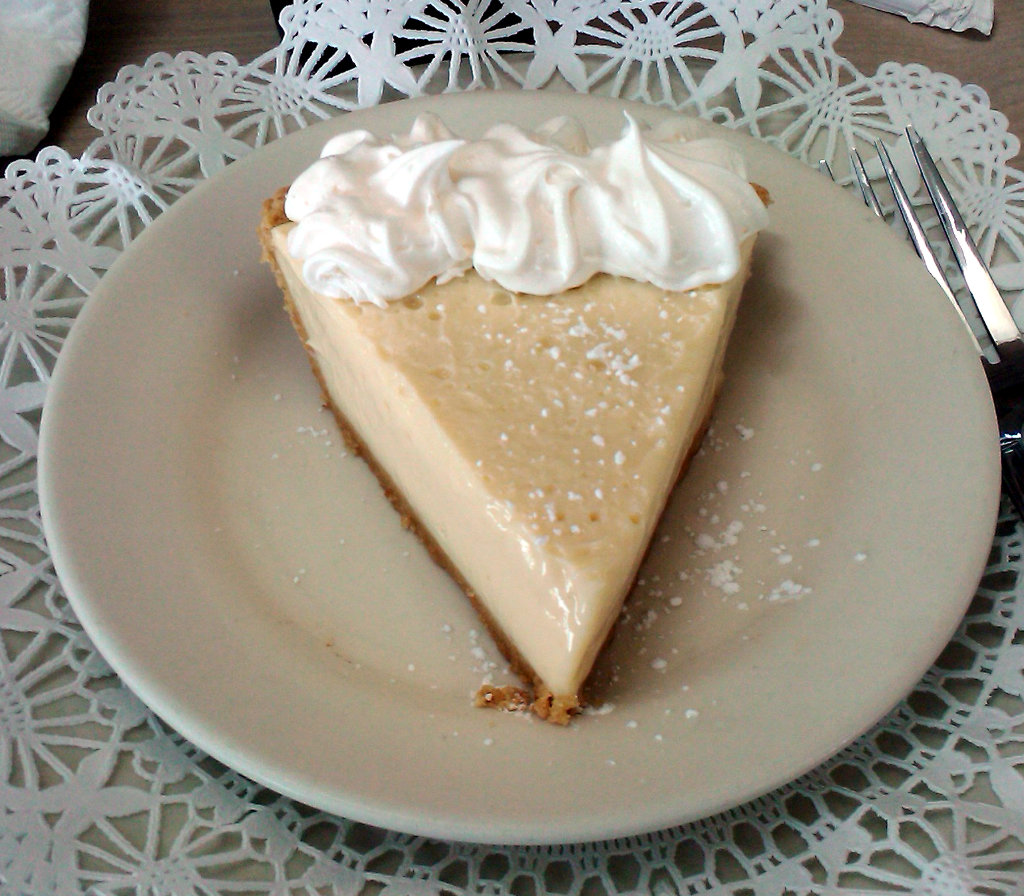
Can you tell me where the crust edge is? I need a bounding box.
[259,190,582,723]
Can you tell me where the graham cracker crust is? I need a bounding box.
[259,189,581,723]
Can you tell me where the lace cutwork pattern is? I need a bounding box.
[1,1,1022,892]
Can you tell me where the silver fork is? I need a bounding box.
[840,129,1024,519]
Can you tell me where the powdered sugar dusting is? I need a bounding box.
[676,421,816,606]
[588,417,830,722]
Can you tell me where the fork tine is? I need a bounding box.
[875,140,981,352]
[906,127,1023,357]
[849,148,884,217]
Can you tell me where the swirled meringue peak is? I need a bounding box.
[283,112,768,307]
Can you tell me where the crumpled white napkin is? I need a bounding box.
[848,0,994,33]
[0,0,89,156]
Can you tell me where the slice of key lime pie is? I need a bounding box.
[259,112,768,723]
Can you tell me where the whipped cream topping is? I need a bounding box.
[284,113,768,306]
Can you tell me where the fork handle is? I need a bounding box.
[999,400,1024,520]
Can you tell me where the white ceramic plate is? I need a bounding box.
[38,91,1000,845]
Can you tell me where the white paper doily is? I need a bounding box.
[1,1,1023,892]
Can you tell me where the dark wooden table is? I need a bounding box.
[9,0,1024,169]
